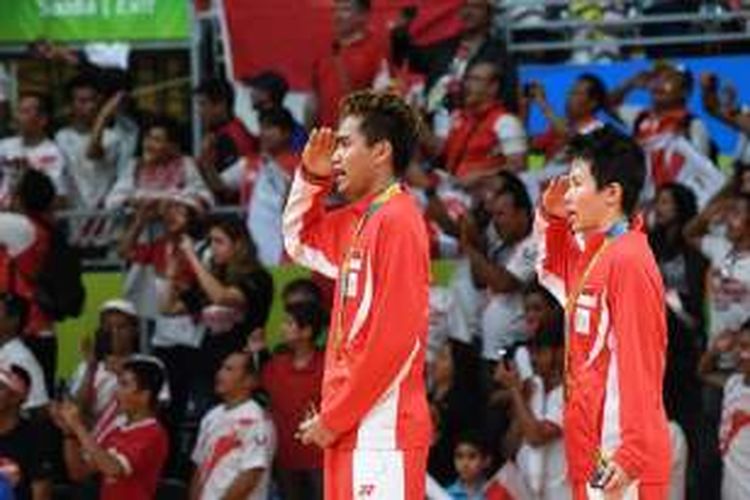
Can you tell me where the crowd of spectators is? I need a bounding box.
[0,0,749,499]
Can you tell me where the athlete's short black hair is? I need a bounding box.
[339,90,423,176]
[567,126,646,217]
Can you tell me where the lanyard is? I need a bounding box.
[331,182,402,354]
[563,219,628,401]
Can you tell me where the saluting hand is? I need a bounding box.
[302,127,336,179]
[541,176,569,219]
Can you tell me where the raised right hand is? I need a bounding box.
[302,127,335,179]
[541,176,569,219]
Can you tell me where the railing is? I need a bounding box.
[499,1,750,56]
[55,206,246,272]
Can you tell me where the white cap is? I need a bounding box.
[99,298,137,318]
[166,192,207,212]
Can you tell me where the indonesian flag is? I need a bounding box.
[485,462,534,500]
[640,133,726,208]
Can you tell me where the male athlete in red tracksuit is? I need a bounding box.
[282,91,431,500]
[536,128,671,499]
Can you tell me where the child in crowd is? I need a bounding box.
[261,301,325,500]
[521,284,563,342]
[495,316,569,500]
[446,432,491,500]
[429,340,483,486]
[484,283,563,472]
[698,319,750,500]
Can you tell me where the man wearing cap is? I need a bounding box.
[0,293,48,413]
[68,298,139,423]
[0,364,54,500]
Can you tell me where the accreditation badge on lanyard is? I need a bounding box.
[345,248,363,298]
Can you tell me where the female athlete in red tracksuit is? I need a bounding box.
[282,120,432,497]
[536,130,672,499]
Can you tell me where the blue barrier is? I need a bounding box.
[519,55,750,155]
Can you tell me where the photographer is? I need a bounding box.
[523,74,608,161]
[610,64,713,159]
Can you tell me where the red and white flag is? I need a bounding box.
[640,133,726,208]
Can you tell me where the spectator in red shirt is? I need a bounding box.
[312,0,388,127]
[610,65,713,160]
[262,301,325,500]
[440,59,527,182]
[54,358,169,500]
[0,169,56,392]
[195,78,257,170]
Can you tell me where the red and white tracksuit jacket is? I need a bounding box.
[282,169,432,499]
[535,211,671,487]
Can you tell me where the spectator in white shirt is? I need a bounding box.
[55,73,136,210]
[0,293,49,413]
[190,351,274,500]
[462,174,537,365]
[698,321,750,500]
[105,116,212,210]
[220,107,299,266]
[685,193,750,341]
[495,319,570,499]
[0,93,68,208]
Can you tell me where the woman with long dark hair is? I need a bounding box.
[177,215,273,413]
[648,182,708,496]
